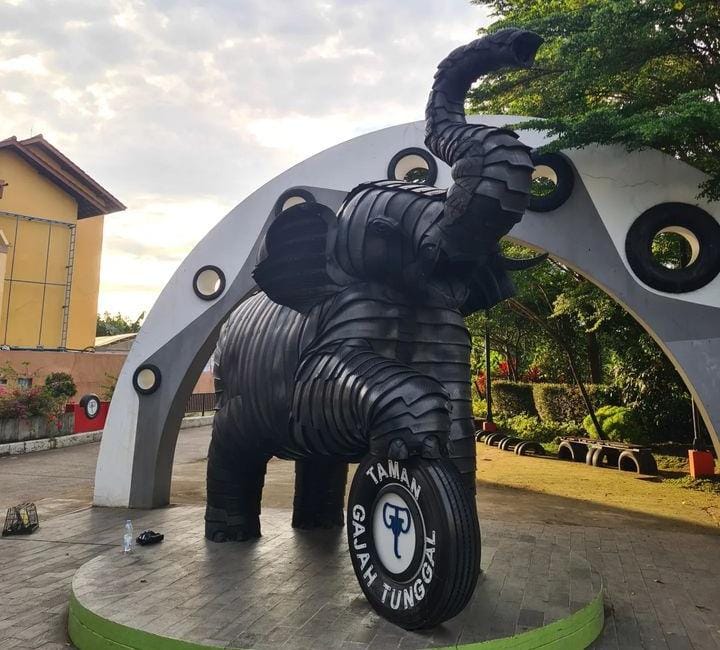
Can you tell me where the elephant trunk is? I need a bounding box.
[424,29,543,255]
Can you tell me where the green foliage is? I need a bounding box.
[43,372,77,400]
[609,343,695,442]
[495,413,583,443]
[663,475,720,495]
[492,380,537,416]
[472,394,487,419]
[470,0,720,200]
[100,373,118,401]
[0,386,65,420]
[582,405,643,443]
[533,383,618,423]
[96,312,145,337]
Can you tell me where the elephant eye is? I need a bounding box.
[369,216,399,234]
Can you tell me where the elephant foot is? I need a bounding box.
[204,506,260,542]
[375,434,449,461]
[292,506,344,530]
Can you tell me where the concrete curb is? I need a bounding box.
[0,414,214,457]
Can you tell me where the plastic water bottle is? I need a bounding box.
[122,519,134,554]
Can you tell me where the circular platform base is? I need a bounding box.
[68,507,603,649]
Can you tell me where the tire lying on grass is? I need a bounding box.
[557,441,574,461]
[499,436,523,451]
[515,441,545,456]
[347,455,481,630]
[592,447,620,469]
[618,450,658,475]
[485,433,507,447]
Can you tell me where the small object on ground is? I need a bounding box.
[136,530,164,546]
[688,449,715,478]
[2,502,39,536]
[123,519,134,553]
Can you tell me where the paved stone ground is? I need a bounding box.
[71,506,601,649]
[1,427,719,648]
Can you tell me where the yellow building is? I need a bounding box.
[0,135,124,350]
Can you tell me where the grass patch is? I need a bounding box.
[655,454,689,472]
[663,475,720,495]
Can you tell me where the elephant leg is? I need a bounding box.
[412,307,477,494]
[292,457,348,529]
[293,341,451,460]
[205,405,271,542]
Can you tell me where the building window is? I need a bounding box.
[17,377,32,389]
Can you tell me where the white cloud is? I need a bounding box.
[0,0,492,315]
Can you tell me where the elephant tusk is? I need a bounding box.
[499,252,548,271]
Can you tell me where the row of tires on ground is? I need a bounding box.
[476,431,546,456]
[475,431,658,476]
[557,438,658,475]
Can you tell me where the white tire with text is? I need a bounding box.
[347,456,481,629]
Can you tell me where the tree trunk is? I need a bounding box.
[586,330,602,384]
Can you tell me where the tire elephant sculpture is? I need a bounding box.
[205,28,544,629]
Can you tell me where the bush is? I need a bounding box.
[0,386,63,420]
[492,381,536,416]
[582,405,644,443]
[533,383,618,423]
[472,394,487,419]
[494,414,584,443]
[44,372,77,400]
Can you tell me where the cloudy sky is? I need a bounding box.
[1,0,491,317]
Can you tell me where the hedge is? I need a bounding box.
[492,381,537,416]
[533,383,619,424]
[582,405,643,443]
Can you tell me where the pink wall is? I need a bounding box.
[0,349,214,398]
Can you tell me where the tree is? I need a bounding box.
[96,312,145,337]
[469,0,720,200]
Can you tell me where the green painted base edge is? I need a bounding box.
[69,584,604,650]
[441,589,605,650]
[68,592,245,650]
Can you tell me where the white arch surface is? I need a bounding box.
[94,117,720,508]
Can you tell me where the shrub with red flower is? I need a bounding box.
[521,365,543,383]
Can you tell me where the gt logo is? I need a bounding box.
[383,503,411,559]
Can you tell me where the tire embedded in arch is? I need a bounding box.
[347,456,480,630]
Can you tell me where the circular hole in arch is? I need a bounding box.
[387,148,438,185]
[531,164,558,198]
[193,265,226,301]
[133,364,161,395]
[650,226,700,270]
[281,195,307,211]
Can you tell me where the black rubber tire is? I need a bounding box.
[528,152,575,212]
[570,441,589,462]
[476,431,488,443]
[500,436,522,451]
[490,435,509,448]
[625,202,720,293]
[637,451,658,475]
[484,432,504,446]
[557,441,574,461]
[585,446,599,465]
[79,393,101,420]
[347,456,481,630]
[516,441,545,456]
[592,447,620,469]
[618,450,641,473]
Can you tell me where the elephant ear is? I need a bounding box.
[253,201,347,313]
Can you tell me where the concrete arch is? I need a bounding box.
[94,117,720,508]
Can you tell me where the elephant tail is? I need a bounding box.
[424,29,542,234]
